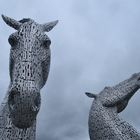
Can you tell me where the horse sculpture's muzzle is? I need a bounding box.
[8,86,41,128]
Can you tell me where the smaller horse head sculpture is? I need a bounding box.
[86,73,140,139]
[86,73,140,113]
[2,15,58,129]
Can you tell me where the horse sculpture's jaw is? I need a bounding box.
[87,73,140,140]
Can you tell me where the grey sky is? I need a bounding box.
[0,0,140,139]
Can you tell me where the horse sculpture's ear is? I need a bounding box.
[85,92,97,99]
[42,20,58,32]
[1,14,21,30]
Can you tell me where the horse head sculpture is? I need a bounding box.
[2,15,58,129]
[86,73,140,139]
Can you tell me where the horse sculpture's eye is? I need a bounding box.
[8,35,18,47]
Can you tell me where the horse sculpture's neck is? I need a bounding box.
[89,101,140,140]
[86,73,140,140]
[0,15,58,140]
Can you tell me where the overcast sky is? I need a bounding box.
[0,0,140,139]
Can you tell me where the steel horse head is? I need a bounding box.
[2,15,58,128]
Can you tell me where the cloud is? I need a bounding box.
[0,0,140,139]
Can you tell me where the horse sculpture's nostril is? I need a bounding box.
[31,105,39,112]
[34,93,41,107]
[8,89,19,110]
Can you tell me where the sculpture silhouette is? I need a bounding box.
[86,73,140,140]
[0,15,58,139]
